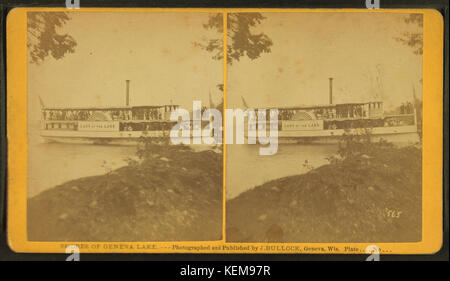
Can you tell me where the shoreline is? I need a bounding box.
[226,142,422,243]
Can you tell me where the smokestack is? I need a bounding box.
[125,80,130,106]
[329,77,333,104]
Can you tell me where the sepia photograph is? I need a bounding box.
[4,6,443,256]
[225,12,423,243]
[26,11,224,241]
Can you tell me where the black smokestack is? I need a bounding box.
[329,77,333,104]
[126,80,130,106]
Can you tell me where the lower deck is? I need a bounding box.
[40,124,419,145]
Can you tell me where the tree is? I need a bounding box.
[197,13,273,65]
[28,12,77,64]
[395,14,423,139]
[395,14,423,55]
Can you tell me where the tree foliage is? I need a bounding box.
[28,12,77,64]
[197,13,273,65]
[395,14,423,55]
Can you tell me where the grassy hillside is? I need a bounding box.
[28,144,223,241]
[227,137,422,243]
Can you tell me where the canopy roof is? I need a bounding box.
[42,105,178,110]
[267,101,383,110]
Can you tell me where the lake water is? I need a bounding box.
[28,141,137,198]
[27,125,338,199]
[225,144,337,199]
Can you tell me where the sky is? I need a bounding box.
[227,12,422,110]
[28,12,223,121]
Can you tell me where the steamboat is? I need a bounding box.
[244,78,420,144]
[39,80,181,145]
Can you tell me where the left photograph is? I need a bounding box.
[26,12,224,241]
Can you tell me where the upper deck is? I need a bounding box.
[268,101,387,121]
[41,104,180,122]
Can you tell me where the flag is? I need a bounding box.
[241,96,249,109]
[38,96,45,108]
[209,91,215,108]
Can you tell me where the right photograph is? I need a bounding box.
[225,12,423,243]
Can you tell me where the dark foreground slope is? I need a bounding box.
[28,146,222,241]
[227,142,422,243]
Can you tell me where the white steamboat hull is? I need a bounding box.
[280,125,419,144]
[40,130,172,145]
[41,125,419,146]
[246,125,420,145]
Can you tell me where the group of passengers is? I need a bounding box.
[315,106,365,120]
[42,110,95,121]
[400,102,415,114]
[42,109,164,121]
[277,106,366,121]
